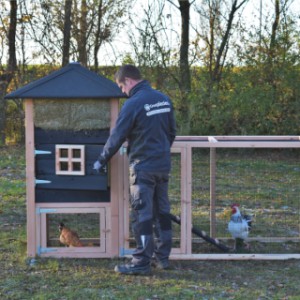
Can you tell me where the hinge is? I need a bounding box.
[119,146,127,155]
[36,208,57,214]
[38,247,58,255]
[35,179,51,185]
[35,150,52,156]
[120,247,134,257]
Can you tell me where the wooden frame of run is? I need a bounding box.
[121,136,300,261]
[169,136,300,260]
[120,146,192,257]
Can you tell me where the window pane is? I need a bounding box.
[72,162,81,171]
[72,149,81,158]
[60,149,68,158]
[60,162,68,171]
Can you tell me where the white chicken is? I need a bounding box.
[228,203,252,251]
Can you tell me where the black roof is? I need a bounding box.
[5,62,126,99]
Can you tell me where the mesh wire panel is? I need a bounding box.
[47,213,100,247]
[125,148,300,255]
[190,148,300,254]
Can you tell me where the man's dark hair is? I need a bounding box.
[114,65,142,83]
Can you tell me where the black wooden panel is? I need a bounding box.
[35,144,104,176]
[35,189,110,203]
[35,175,107,190]
[35,128,109,145]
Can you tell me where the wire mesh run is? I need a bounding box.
[190,148,300,254]
[124,139,300,259]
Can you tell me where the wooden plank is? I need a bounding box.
[35,128,109,145]
[170,253,300,260]
[35,174,107,191]
[36,202,111,209]
[40,212,47,248]
[210,148,216,238]
[41,251,113,258]
[180,237,300,244]
[186,146,192,255]
[173,141,300,148]
[109,98,120,256]
[175,136,300,141]
[35,189,110,203]
[36,204,42,251]
[104,206,112,254]
[121,148,130,252]
[25,99,36,257]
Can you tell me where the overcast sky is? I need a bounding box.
[97,0,299,66]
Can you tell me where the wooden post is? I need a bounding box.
[210,147,216,237]
[24,99,36,257]
[185,145,192,254]
[109,98,120,256]
[122,149,130,251]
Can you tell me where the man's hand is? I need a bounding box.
[93,161,106,173]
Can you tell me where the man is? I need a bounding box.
[94,65,176,275]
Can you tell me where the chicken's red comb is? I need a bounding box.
[230,203,240,208]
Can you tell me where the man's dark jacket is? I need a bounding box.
[98,80,176,172]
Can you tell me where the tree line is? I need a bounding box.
[0,0,299,144]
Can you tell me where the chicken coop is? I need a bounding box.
[5,62,125,258]
[5,63,300,260]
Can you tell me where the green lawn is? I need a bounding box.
[1,145,300,299]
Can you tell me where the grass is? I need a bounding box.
[1,145,300,299]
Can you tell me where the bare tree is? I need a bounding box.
[20,1,63,64]
[168,0,193,134]
[266,0,293,88]
[72,0,88,66]
[270,0,280,54]
[94,0,105,70]
[129,0,194,133]
[195,0,248,90]
[0,0,17,144]
[62,0,73,66]
[178,0,191,94]
[93,0,127,71]
[17,0,128,67]
[128,1,174,76]
[7,0,17,73]
[212,0,248,84]
[78,0,88,66]
[178,0,192,134]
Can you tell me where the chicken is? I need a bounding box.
[58,222,84,247]
[228,204,252,251]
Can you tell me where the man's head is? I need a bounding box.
[114,65,142,96]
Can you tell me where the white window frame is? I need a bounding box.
[55,145,85,175]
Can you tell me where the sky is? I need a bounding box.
[1,0,299,66]
[97,0,300,66]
